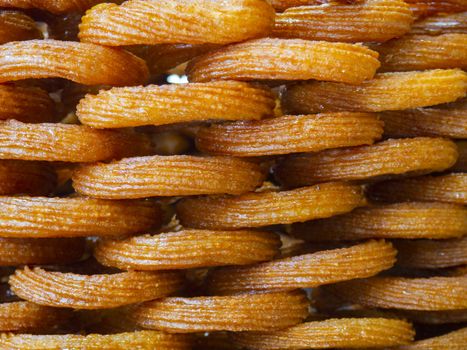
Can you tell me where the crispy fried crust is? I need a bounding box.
[271,0,329,11]
[232,318,415,349]
[368,173,467,204]
[0,301,72,332]
[376,34,467,71]
[78,0,275,45]
[405,0,467,18]
[275,138,458,186]
[195,112,383,157]
[0,120,152,162]
[270,1,365,12]
[292,202,467,240]
[394,237,467,269]
[381,106,467,139]
[95,229,281,270]
[390,327,467,349]
[9,267,184,309]
[0,160,56,195]
[0,40,148,85]
[0,331,192,349]
[132,291,309,332]
[72,155,265,198]
[410,12,467,35]
[186,38,380,84]
[76,82,275,128]
[0,11,41,44]
[0,0,120,14]
[0,84,55,123]
[0,196,162,237]
[73,155,264,199]
[283,69,467,113]
[323,276,467,310]
[0,0,464,342]
[0,237,85,265]
[206,240,396,294]
[177,182,366,229]
[273,0,413,42]
[316,306,467,325]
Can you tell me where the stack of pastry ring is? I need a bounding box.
[0,0,465,348]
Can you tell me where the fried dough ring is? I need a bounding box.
[272,1,346,11]
[0,331,192,350]
[410,12,467,35]
[232,318,414,350]
[177,182,365,230]
[78,0,275,46]
[275,138,458,187]
[0,196,162,238]
[205,240,396,295]
[0,301,72,332]
[0,120,152,162]
[271,1,365,12]
[271,0,326,11]
[323,276,467,310]
[195,112,383,157]
[390,327,467,350]
[95,229,281,270]
[0,237,85,266]
[0,84,55,123]
[76,82,275,129]
[405,0,467,18]
[394,237,467,269]
[292,202,467,241]
[368,174,467,205]
[132,291,309,333]
[283,69,467,113]
[376,34,467,72]
[318,306,467,325]
[72,155,265,199]
[0,11,41,44]
[186,38,380,84]
[273,0,413,43]
[381,106,467,139]
[0,40,148,86]
[9,267,184,309]
[0,160,56,196]
[0,0,119,14]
